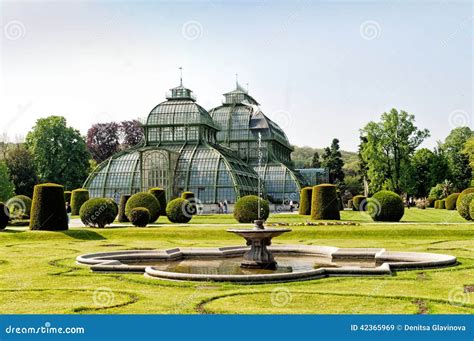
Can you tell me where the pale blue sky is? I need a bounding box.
[0,0,472,151]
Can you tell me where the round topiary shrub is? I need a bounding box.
[456,187,474,216]
[352,195,366,211]
[368,190,404,222]
[311,184,340,220]
[445,193,460,210]
[129,207,150,227]
[6,195,32,219]
[125,192,160,223]
[117,194,131,223]
[166,198,192,223]
[233,195,270,223]
[439,199,446,209]
[30,183,68,231]
[470,200,474,220]
[64,191,72,204]
[149,187,167,216]
[79,198,118,228]
[298,187,312,215]
[457,192,474,221]
[0,202,9,229]
[71,189,90,215]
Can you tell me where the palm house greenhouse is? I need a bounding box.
[84,80,327,207]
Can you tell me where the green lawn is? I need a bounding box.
[0,209,473,314]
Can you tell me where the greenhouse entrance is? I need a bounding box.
[141,149,178,201]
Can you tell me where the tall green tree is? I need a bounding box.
[5,146,38,197]
[360,109,430,194]
[462,137,474,177]
[407,148,436,197]
[321,138,345,189]
[26,116,90,190]
[311,152,321,168]
[442,127,472,191]
[0,161,15,202]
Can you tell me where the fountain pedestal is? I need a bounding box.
[227,220,291,270]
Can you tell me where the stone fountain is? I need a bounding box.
[227,220,291,270]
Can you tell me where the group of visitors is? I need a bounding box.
[217,200,228,214]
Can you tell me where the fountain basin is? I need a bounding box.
[76,245,457,283]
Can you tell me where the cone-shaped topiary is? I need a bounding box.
[30,183,68,231]
[149,187,167,216]
[166,198,192,223]
[79,198,118,228]
[6,195,32,219]
[64,191,72,204]
[369,190,404,222]
[298,187,312,215]
[439,199,446,209]
[310,184,340,220]
[71,189,89,215]
[181,191,194,200]
[233,195,270,223]
[117,194,131,222]
[125,192,160,223]
[129,207,150,227]
[445,193,459,210]
[0,202,9,229]
[352,195,366,211]
[457,192,474,221]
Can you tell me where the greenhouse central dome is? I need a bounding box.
[84,82,261,204]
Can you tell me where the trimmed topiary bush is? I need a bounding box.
[79,198,117,228]
[298,187,312,215]
[352,195,366,211]
[117,194,131,222]
[181,191,195,200]
[311,184,340,220]
[166,198,192,223]
[439,199,446,209]
[149,188,167,216]
[0,202,9,229]
[129,207,150,227]
[233,195,270,223]
[456,187,474,215]
[6,195,32,219]
[125,192,160,223]
[30,183,68,231]
[445,193,460,210]
[71,189,90,215]
[457,192,474,221]
[434,200,440,209]
[64,191,72,204]
[369,190,404,222]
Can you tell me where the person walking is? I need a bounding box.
[223,200,228,214]
[65,202,72,223]
[289,200,294,213]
